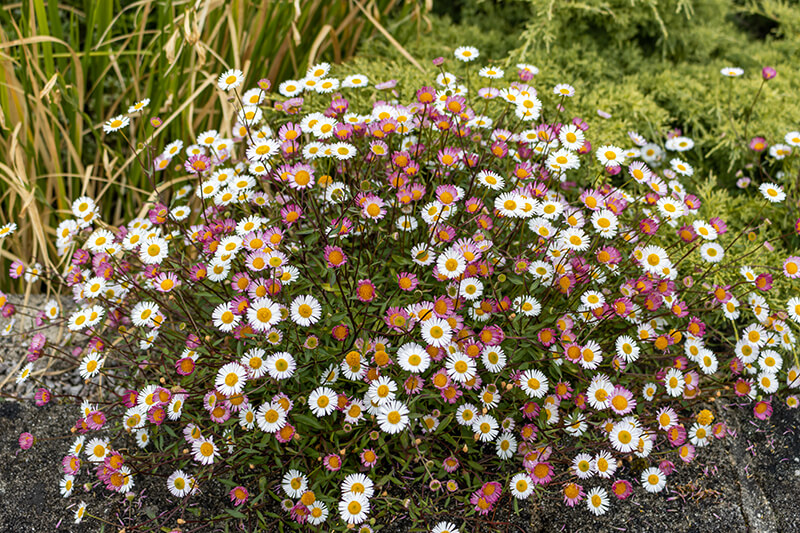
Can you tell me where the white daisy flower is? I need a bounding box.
[377,400,410,434]
[247,297,281,331]
[339,492,370,524]
[290,295,321,327]
[217,69,244,90]
[265,351,296,380]
[308,387,337,417]
[454,46,479,61]
[103,115,129,134]
[586,487,610,515]
[215,362,247,396]
[212,302,240,332]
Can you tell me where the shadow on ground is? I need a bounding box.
[1,399,799,533]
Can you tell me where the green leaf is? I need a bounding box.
[225,508,246,519]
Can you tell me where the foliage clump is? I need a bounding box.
[4,46,800,533]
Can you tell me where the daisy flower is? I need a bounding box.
[455,403,478,426]
[125,99,150,115]
[282,470,308,498]
[639,245,670,274]
[79,353,104,379]
[559,125,585,151]
[436,249,466,279]
[699,242,724,263]
[787,297,800,323]
[377,400,410,434]
[308,387,337,417]
[103,115,129,134]
[446,352,476,383]
[140,236,169,264]
[517,63,539,75]
[656,197,685,219]
[212,302,240,332]
[668,135,695,151]
[586,487,610,516]
[192,437,219,465]
[519,369,548,398]
[218,69,244,90]
[315,78,340,94]
[688,423,712,447]
[596,145,624,167]
[515,98,542,121]
[247,297,281,331]
[759,182,786,203]
[608,386,636,415]
[431,522,460,533]
[591,209,618,238]
[757,371,779,394]
[670,158,693,176]
[215,362,247,396]
[85,437,109,462]
[593,450,617,478]
[572,453,594,479]
[339,492,370,524]
[265,352,295,380]
[420,317,453,347]
[720,67,744,77]
[454,46,479,61]
[642,382,658,401]
[16,363,32,384]
[342,74,369,88]
[396,343,430,373]
[368,376,398,406]
[256,402,287,433]
[341,473,375,499]
[74,502,87,523]
[664,368,685,397]
[478,66,504,79]
[332,142,356,160]
[476,170,505,190]
[553,83,575,97]
[308,501,329,525]
[481,346,507,373]
[131,301,159,328]
[278,80,302,97]
[609,421,642,453]
[496,432,517,459]
[473,414,499,442]
[166,469,192,497]
[510,473,534,499]
[60,475,75,497]
[561,227,590,251]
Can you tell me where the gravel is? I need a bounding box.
[2,296,800,532]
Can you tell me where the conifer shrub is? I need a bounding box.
[363,1,800,196]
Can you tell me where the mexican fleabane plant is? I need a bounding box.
[4,47,800,533]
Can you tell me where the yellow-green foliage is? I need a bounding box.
[358,1,800,178]
[349,1,800,255]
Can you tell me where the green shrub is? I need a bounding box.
[5,46,800,532]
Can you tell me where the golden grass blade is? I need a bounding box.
[308,24,333,68]
[352,0,423,72]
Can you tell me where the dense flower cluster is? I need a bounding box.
[5,49,800,531]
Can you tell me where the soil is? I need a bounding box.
[2,397,800,533]
[2,297,799,533]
